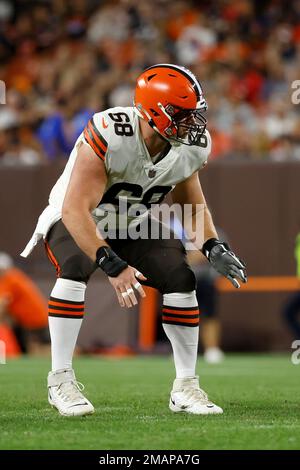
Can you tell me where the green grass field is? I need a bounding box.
[0,354,299,450]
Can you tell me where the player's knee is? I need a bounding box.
[163,264,196,293]
[60,254,96,283]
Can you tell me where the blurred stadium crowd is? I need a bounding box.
[0,0,300,165]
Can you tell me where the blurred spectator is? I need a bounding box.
[36,96,94,161]
[0,123,45,166]
[176,14,217,65]
[0,0,299,162]
[0,252,49,354]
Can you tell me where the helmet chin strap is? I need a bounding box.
[134,103,179,146]
[156,102,182,146]
[150,120,176,146]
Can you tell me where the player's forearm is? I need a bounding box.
[62,207,108,261]
[203,206,218,244]
[183,205,218,250]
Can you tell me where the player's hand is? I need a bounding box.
[202,239,247,289]
[208,243,247,288]
[109,266,147,308]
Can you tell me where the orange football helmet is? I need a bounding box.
[134,64,207,145]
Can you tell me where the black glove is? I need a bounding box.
[202,238,247,289]
[96,246,128,277]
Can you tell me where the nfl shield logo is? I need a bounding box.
[148,168,156,178]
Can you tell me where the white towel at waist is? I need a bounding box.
[20,205,62,258]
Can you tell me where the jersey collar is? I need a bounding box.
[134,113,178,170]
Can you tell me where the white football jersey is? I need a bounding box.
[50,106,211,219]
[21,106,211,257]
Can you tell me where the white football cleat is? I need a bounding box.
[169,376,223,415]
[48,368,94,417]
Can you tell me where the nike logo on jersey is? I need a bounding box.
[102,117,108,129]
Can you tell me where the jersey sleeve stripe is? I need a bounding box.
[91,117,108,148]
[84,127,105,161]
[88,121,107,153]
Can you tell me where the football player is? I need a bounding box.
[21,64,247,416]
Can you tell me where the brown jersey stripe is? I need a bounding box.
[162,308,199,316]
[49,296,84,306]
[48,312,84,319]
[84,128,105,161]
[84,127,105,160]
[91,117,108,148]
[88,121,107,153]
[162,315,199,324]
[162,320,199,327]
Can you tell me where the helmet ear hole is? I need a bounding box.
[150,108,160,117]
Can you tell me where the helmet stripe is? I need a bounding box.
[144,63,202,101]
